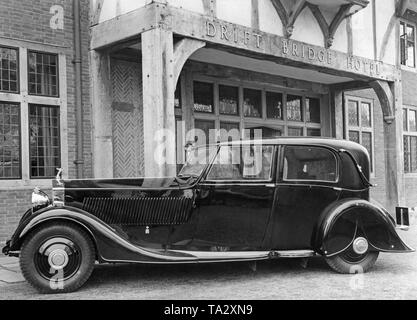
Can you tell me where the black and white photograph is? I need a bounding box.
[0,0,417,306]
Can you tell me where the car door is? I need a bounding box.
[192,144,277,251]
[268,145,342,250]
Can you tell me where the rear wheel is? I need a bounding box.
[325,237,379,274]
[20,222,95,294]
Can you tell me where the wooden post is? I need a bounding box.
[142,28,176,177]
[90,50,114,178]
[383,79,406,212]
[331,89,344,139]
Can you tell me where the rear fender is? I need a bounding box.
[314,199,414,257]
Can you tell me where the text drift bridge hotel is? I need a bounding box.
[1,0,417,241]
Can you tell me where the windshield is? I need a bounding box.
[179,146,218,178]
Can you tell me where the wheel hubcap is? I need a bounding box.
[35,237,82,281]
[352,237,369,255]
[48,249,69,270]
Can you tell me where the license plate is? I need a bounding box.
[396,207,410,227]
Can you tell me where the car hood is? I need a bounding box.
[53,177,182,190]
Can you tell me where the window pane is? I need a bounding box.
[0,102,21,179]
[307,128,321,137]
[361,103,372,127]
[283,146,337,182]
[29,104,61,178]
[174,81,181,109]
[404,109,408,131]
[219,122,240,142]
[407,25,415,42]
[286,95,303,121]
[266,91,283,120]
[349,131,360,144]
[409,110,417,132]
[208,145,273,181]
[0,47,19,93]
[407,40,415,68]
[194,119,215,146]
[28,52,59,97]
[219,85,239,115]
[404,136,411,173]
[288,127,303,136]
[243,88,262,118]
[348,100,359,126]
[362,132,373,172]
[411,136,417,173]
[193,81,213,113]
[306,98,320,123]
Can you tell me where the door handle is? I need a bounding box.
[265,184,276,188]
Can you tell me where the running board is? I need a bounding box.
[272,250,317,258]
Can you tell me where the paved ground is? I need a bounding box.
[0,226,416,300]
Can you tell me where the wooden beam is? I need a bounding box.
[202,0,216,17]
[91,5,159,50]
[379,14,397,61]
[270,0,306,38]
[396,0,410,17]
[91,0,105,26]
[173,38,206,86]
[251,0,260,30]
[369,80,394,119]
[308,3,353,48]
[142,28,177,177]
[330,80,370,92]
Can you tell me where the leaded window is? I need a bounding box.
[404,106,417,174]
[28,51,59,97]
[0,47,18,93]
[29,104,60,178]
[0,102,20,179]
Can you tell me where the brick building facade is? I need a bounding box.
[0,0,91,242]
[1,0,417,243]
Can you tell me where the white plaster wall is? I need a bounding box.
[375,0,396,65]
[258,0,284,36]
[351,4,375,59]
[167,0,205,14]
[291,7,323,47]
[99,0,147,23]
[216,0,252,28]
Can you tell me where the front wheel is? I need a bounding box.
[20,222,95,294]
[325,237,379,274]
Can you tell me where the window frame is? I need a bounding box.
[204,144,276,184]
[28,104,61,179]
[400,20,417,70]
[0,45,20,94]
[280,145,340,184]
[0,40,68,188]
[403,105,417,175]
[27,50,60,98]
[344,96,375,175]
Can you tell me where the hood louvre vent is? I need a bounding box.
[82,197,194,226]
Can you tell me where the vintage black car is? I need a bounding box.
[2,138,414,293]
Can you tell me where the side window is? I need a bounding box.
[207,145,274,181]
[283,146,337,182]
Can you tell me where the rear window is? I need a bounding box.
[283,146,337,182]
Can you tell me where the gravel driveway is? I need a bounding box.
[0,226,416,300]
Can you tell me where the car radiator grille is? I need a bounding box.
[82,197,194,226]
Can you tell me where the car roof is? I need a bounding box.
[217,137,368,154]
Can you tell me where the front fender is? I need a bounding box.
[313,199,414,257]
[8,206,197,263]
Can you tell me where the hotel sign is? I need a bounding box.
[203,20,393,81]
